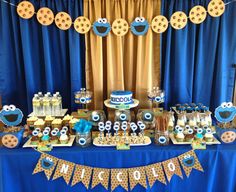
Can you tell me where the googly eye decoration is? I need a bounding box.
[93,18,111,37]
[105,125,111,131]
[35,128,41,132]
[114,121,120,126]
[214,102,236,123]
[92,114,100,122]
[197,128,203,134]
[98,122,104,127]
[106,121,112,126]
[139,124,146,130]
[131,124,138,132]
[78,138,86,146]
[113,125,120,131]
[53,128,59,132]
[137,121,143,127]
[98,125,105,132]
[185,125,190,130]
[79,97,86,104]
[121,125,128,131]
[43,130,49,136]
[0,105,23,126]
[188,128,194,134]
[62,126,68,132]
[122,121,128,126]
[60,130,66,135]
[119,114,127,121]
[131,17,149,36]
[194,126,199,131]
[32,130,39,136]
[178,127,184,133]
[158,136,167,144]
[206,128,212,134]
[44,127,51,132]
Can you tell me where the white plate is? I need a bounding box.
[93,136,151,147]
[22,135,75,148]
[169,133,221,145]
[104,99,139,110]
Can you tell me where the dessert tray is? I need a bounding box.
[169,133,221,145]
[22,135,75,148]
[93,135,151,147]
[28,109,68,117]
[104,99,139,110]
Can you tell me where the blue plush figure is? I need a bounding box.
[182,155,195,167]
[215,102,236,123]
[41,157,54,169]
[131,17,149,36]
[0,105,23,126]
[93,18,111,37]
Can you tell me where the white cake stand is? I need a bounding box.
[104,99,139,110]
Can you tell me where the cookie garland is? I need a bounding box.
[112,18,129,36]
[74,16,91,34]
[37,7,54,26]
[151,15,168,34]
[170,11,188,30]
[54,12,72,30]
[189,5,207,24]
[17,1,35,19]
[207,0,225,17]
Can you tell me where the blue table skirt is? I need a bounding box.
[0,140,236,192]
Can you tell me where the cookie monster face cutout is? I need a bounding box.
[0,105,23,126]
[182,154,195,167]
[131,17,149,36]
[215,102,236,123]
[93,18,111,37]
[41,157,54,169]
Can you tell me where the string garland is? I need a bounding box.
[1,0,236,36]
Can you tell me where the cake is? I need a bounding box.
[110,91,133,105]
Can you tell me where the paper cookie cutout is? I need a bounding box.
[54,12,72,30]
[112,19,129,36]
[74,16,91,34]
[214,102,236,123]
[37,7,54,26]
[93,18,111,37]
[17,1,35,19]
[1,134,19,148]
[207,0,225,17]
[170,11,188,30]
[131,17,149,35]
[189,5,207,24]
[221,131,236,143]
[151,15,168,34]
[0,105,23,126]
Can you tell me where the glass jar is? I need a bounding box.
[76,132,91,147]
[154,130,169,145]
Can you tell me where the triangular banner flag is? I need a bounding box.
[128,167,147,190]
[145,162,166,188]
[91,168,110,190]
[111,169,128,191]
[52,159,75,184]
[71,165,93,189]
[162,157,183,182]
[33,153,58,180]
[178,150,204,177]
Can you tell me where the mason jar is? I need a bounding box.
[76,132,91,147]
[154,130,169,145]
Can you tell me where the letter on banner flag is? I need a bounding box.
[111,169,128,191]
[71,165,93,189]
[145,163,166,188]
[162,157,183,182]
[178,150,204,177]
[128,167,147,190]
[33,153,58,180]
[91,168,110,190]
[52,159,75,184]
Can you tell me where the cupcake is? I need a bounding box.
[27,116,38,129]
[63,114,73,126]
[34,119,45,130]
[31,135,40,145]
[45,116,55,127]
[41,130,50,143]
[185,128,194,142]
[60,134,69,144]
[50,136,59,144]
[175,132,185,142]
[204,128,214,142]
[52,118,63,129]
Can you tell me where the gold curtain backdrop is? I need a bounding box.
[84,0,161,109]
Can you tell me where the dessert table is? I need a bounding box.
[0,141,236,192]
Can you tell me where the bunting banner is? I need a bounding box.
[111,169,128,191]
[1,0,236,37]
[162,157,183,182]
[145,162,166,188]
[32,150,204,190]
[178,150,204,177]
[52,159,75,184]
[91,168,110,190]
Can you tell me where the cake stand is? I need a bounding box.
[104,99,139,110]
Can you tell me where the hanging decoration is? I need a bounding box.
[189,6,207,24]
[54,12,72,30]
[36,7,54,26]
[6,0,234,37]
[92,18,111,37]
[32,149,204,191]
[170,11,188,30]
[130,17,149,36]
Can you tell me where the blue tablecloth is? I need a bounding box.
[0,140,236,192]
